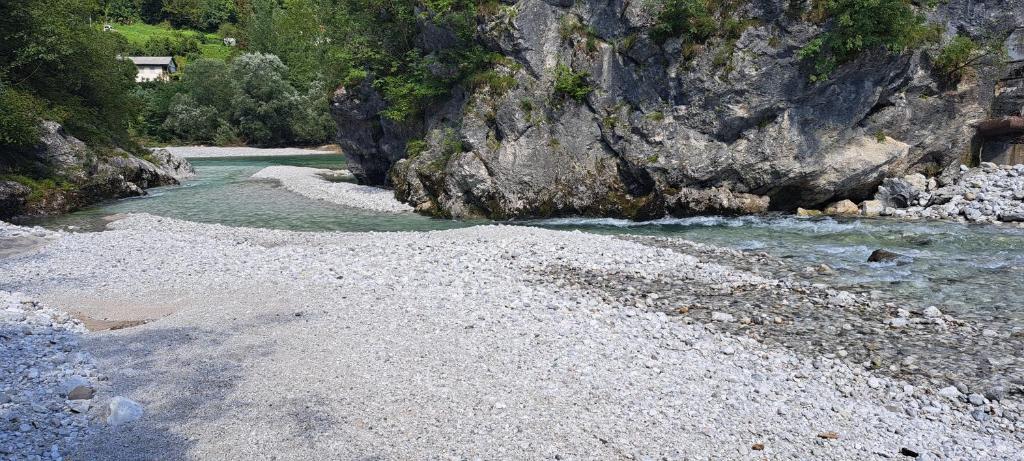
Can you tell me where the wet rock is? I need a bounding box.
[868,249,902,263]
[797,208,824,217]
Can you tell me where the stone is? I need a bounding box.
[710,312,735,322]
[824,200,860,216]
[900,447,920,457]
[797,208,824,217]
[937,386,961,401]
[106,397,143,425]
[66,386,94,401]
[984,386,1007,402]
[888,318,908,328]
[967,394,985,406]
[971,409,991,422]
[867,249,902,263]
[922,306,942,318]
[860,200,885,217]
[999,211,1024,223]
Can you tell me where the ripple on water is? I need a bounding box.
[14,153,1024,326]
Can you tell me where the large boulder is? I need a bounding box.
[0,122,194,218]
[335,0,1021,220]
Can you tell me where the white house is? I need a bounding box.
[128,56,176,82]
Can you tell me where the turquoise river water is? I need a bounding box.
[19,154,1024,326]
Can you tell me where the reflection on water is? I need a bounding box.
[19,154,1024,326]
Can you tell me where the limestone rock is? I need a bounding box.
[824,200,860,216]
[860,200,885,217]
[333,0,1011,219]
[0,122,194,218]
[106,397,143,425]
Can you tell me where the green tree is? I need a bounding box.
[163,0,202,28]
[180,59,234,113]
[229,53,299,145]
[0,0,141,151]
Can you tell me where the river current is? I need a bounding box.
[19,153,1024,326]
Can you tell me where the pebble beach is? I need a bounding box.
[1,209,1022,459]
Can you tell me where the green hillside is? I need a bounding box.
[104,22,234,61]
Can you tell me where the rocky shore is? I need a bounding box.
[0,122,194,219]
[252,166,414,213]
[0,288,98,460]
[0,214,1021,458]
[803,163,1024,225]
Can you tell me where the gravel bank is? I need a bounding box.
[0,287,98,460]
[160,146,338,159]
[252,165,413,213]
[0,215,1021,459]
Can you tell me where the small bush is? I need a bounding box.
[797,0,935,82]
[553,64,594,102]
[931,34,1002,82]
[406,139,428,158]
[0,86,43,149]
[649,0,717,45]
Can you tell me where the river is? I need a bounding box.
[18,153,1024,327]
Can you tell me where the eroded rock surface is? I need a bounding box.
[334,0,1023,220]
[0,122,194,219]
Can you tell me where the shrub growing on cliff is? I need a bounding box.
[553,64,594,102]
[797,0,934,82]
[932,35,1006,82]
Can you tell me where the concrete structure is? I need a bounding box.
[128,56,176,82]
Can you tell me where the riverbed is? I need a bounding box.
[4,149,1023,459]
[20,153,1024,327]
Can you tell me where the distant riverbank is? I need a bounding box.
[160,145,340,158]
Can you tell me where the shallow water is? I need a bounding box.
[19,154,1024,325]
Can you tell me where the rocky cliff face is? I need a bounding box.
[0,122,194,219]
[333,0,1024,220]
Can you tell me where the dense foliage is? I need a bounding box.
[98,0,238,32]
[149,54,333,146]
[798,0,934,81]
[242,0,493,121]
[0,0,141,152]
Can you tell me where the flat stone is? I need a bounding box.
[67,386,94,401]
[710,312,735,322]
